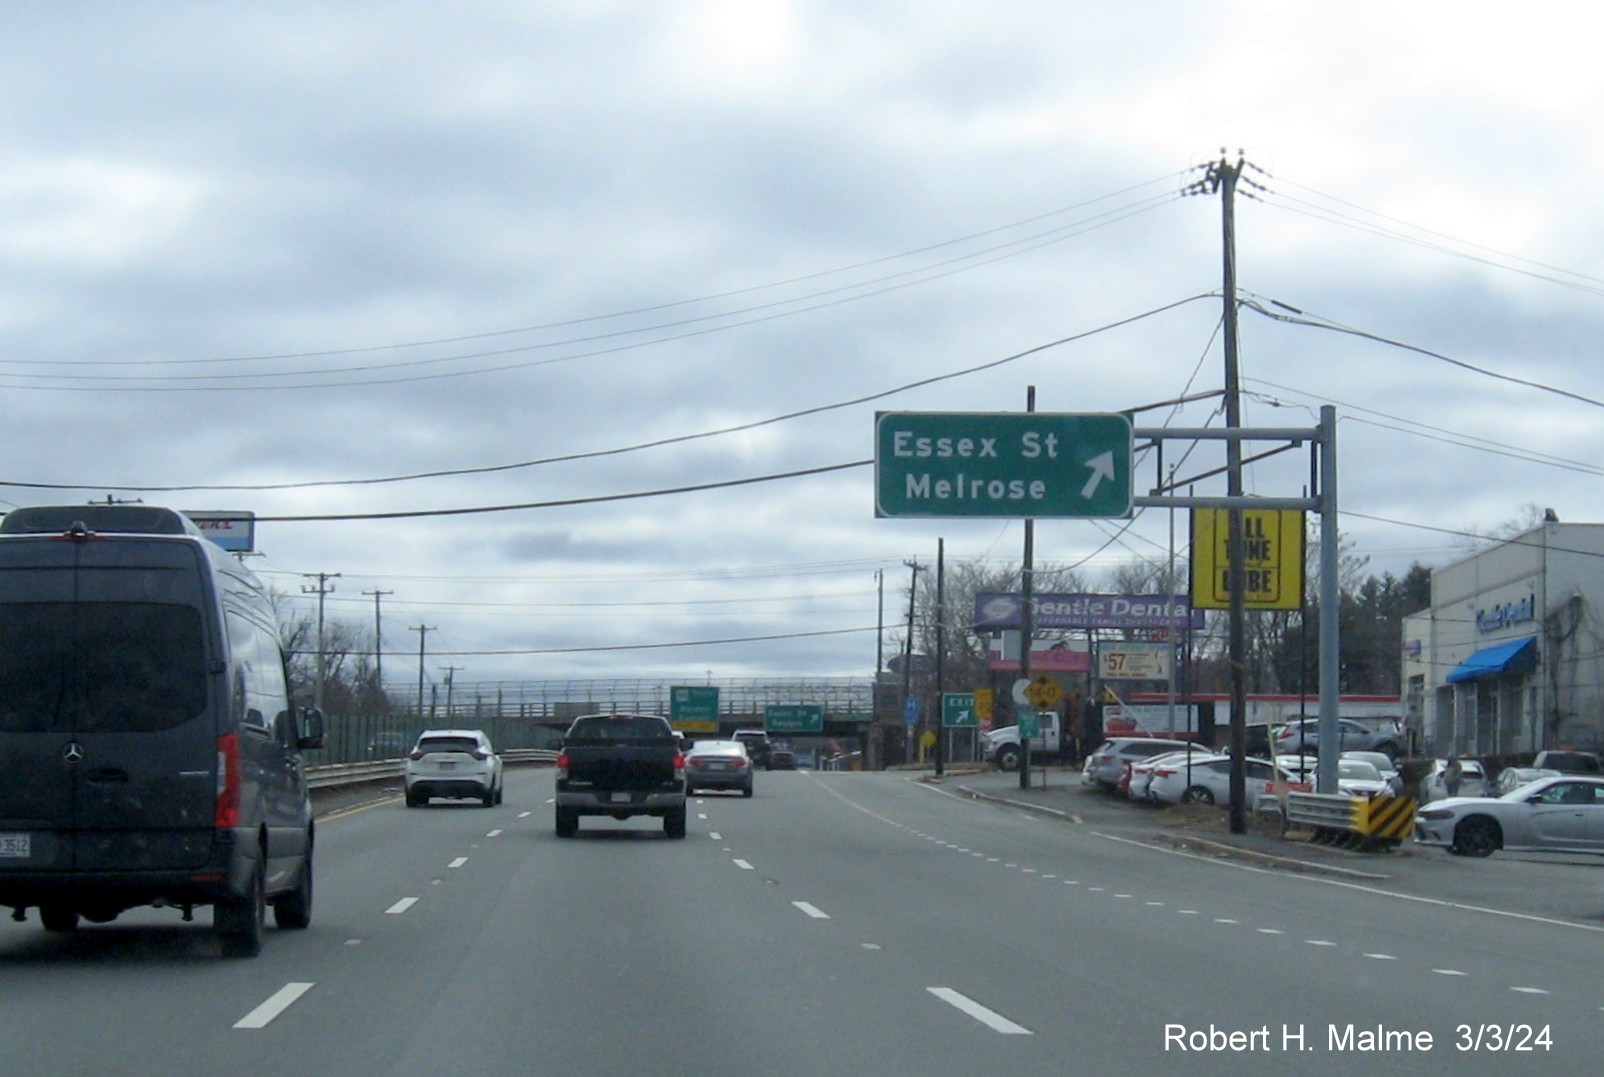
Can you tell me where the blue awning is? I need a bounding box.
[1446,636,1537,684]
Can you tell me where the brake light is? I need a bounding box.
[215,732,241,829]
[674,751,685,772]
[1153,767,1177,778]
[556,751,569,779]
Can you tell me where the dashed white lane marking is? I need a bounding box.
[928,988,1032,1035]
[709,833,722,841]
[448,857,468,869]
[733,859,754,870]
[385,897,419,915]
[234,982,315,1030]
[1307,940,1337,947]
[1433,968,1468,976]
[793,901,830,919]
[1364,953,1397,961]
[1511,986,1551,995]
[486,829,503,838]
[518,811,533,818]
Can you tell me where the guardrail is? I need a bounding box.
[1275,790,1417,852]
[306,748,557,791]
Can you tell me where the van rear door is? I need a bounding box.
[0,537,218,873]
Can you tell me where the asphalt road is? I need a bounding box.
[1,769,1598,1076]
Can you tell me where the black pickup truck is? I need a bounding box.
[554,713,688,838]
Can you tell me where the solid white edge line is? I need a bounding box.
[234,982,315,1030]
[927,987,1032,1035]
[793,901,830,919]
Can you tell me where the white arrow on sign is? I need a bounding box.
[1080,451,1116,499]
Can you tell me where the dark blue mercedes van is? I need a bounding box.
[0,505,324,957]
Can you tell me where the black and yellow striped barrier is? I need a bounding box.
[1281,792,1417,852]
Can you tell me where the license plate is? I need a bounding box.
[0,834,30,858]
[706,762,727,770]
[610,792,632,803]
[439,761,456,770]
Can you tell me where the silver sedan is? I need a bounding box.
[1413,775,1604,857]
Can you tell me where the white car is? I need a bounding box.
[1146,754,1290,807]
[404,728,504,807]
[1334,758,1391,797]
[1414,775,1604,857]
[1420,758,1491,802]
[1340,750,1402,794]
[1126,748,1216,801]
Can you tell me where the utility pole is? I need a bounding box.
[1020,385,1036,790]
[934,538,946,777]
[410,625,435,724]
[1200,150,1252,834]
[363,589,393,687]
[301,572,341,712]
[901,559,920,765]
[439,665,462,720]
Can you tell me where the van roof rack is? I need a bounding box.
[0,504,202,538]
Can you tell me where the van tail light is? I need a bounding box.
[215,732,241,829]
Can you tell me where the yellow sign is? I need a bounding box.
[974,687,994,722]
[1024,675,1062,710]
[1190,508,1305,610]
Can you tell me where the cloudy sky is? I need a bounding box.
[4,2,1601,697]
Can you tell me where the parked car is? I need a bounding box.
[1125,748,1216,802]
[1413,774,1604,857]
[1420,758,1491,802]
[684,740,754,796]
[1146,754,1291,807]
[732,728,773,769]
[1272,717,1404,759]
[1082,737,1207,790]
[1340,750,1402,794]
[1334,758,1391,797]
[1494,766,1562,796]
[1531,749,1601,775]
[405,729,504,807]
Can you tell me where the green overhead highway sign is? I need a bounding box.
[765,704,824,734]
[874,411,1133,519]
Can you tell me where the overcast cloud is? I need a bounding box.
[4,2,1602,695]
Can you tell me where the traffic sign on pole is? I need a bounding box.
[941,692,978,727]
[874,412,1133,519]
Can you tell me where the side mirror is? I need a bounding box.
[298,706,326,751]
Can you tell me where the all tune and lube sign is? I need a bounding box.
[874,412,1133,518]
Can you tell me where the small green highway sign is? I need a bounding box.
[874,411,1133,519]
[942,692,978,727]
[764,704,823,734]
[670,685,720,732]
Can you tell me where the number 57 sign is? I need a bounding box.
[1098,642,1171,680]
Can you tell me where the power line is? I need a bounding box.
[2,294,1217,493]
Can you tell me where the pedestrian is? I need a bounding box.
[1443,755,1464,797]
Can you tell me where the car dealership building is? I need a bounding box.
[1402,519,1604,757]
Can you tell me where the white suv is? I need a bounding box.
[404,729,504,807]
